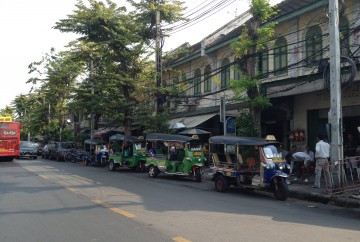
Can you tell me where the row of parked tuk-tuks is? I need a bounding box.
[43,133,291,201]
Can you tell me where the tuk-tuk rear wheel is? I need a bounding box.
[108,160,116,171]
[148,165,159,178]
[215,175,228,192]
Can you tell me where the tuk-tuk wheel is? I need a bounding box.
[273,178,289,201]
[215,175,228,192]
[108,160,116,171]
[148,165,159,178]
[195,169,201,182]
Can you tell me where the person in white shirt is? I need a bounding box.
[313,134,332,189]
[291,152,311,180]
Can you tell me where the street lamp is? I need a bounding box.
[60,119,71,141]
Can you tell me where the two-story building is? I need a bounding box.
[164,0,360,150]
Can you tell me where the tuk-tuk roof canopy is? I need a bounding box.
[109,134,125,141]
[84,139,104,145]
[146,133,192,142]
[109,134,140,142]
[209,136,278,146]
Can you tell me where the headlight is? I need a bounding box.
[278,163,284,170]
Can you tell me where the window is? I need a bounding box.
[339,17,349,57]
[274,37,287,75]
[172,75,180,95]
[305,25,323,67]
[204,65,212,93]
[194,68,201,95]
[181,73,187,94]
[234,59,241,80]
[258,47,269,78]
[221,58,230,88]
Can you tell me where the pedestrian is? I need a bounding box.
[343,133,358,174]
[305,145,314,163]
[313,134,333,189]
[286,145,297,175]
[292,151,312,181]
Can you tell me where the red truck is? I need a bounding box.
[0,116,20,161]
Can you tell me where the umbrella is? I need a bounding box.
[178,128,210,135]
[169,122,186,129]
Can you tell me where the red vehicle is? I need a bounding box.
[0,116,20,161]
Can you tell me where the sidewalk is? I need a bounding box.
[203,167,360,208]
[287,175,360,208]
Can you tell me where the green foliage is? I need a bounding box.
[230,0,277,124]
[138,111,171,134]
[235,110,260,137]
[250,0,279,22]
[0,106,14,118]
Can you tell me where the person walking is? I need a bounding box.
[313,134,333,189]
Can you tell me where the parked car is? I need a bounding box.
[41,144,50,159]
[34,142,44,156]
[19,141,38,159]
[48,141,75,161]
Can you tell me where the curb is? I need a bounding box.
[289,189,360,208]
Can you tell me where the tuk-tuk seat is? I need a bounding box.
[246,157,256,170]
[237,154,244,164]
[226,154,237,168]
[212,153,221,166]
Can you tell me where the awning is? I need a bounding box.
[169,113,217,128]
[93,127,123,138]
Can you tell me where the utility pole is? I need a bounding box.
[328,0,343,183]
[90,60,95,140]
[155,1,162,115]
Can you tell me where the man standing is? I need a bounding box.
[313,134,332,189]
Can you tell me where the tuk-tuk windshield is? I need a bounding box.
[134,141,146,151]
[263,145,282,158]
[187,140,202,152]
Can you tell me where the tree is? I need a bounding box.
[230,0,278,133]
[54,0,186,135]
[0,106,14,118]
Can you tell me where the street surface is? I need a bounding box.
[1,158,359,242]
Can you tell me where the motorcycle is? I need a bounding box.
[208,135,290,201]
[64,148,88,163]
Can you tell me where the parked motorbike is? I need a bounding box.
[64,149,88,163]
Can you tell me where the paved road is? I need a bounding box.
[2,158,360,242]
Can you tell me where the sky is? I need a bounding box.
[0,0,282,110]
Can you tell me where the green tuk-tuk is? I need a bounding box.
[108,134,147,172]
[145,133,206,182]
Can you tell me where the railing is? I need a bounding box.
[323,156,360,196]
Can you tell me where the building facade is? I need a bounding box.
[164,0,360,151]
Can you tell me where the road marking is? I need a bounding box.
[39,174,49,180]
[172,237,192,242]
[92,200,136,218]
[65,187,77,193]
